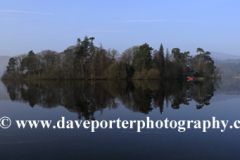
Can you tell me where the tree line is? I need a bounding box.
[2,36,220,80]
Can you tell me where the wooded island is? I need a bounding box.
[1,36,220,80]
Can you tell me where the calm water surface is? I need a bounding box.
[0,79,240,160]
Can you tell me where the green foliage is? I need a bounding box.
[133,43,153,72]
[194,49,216,77]
[146,69,160,79]
[26,50,37,74]
[6,57,17,74]
[1,37,220,80]
[163,61,182,79]
[171,48,191,76]
[153,43,165,77]
[133,69,148,79]
[105,62,127,79]
[20,57,27,73]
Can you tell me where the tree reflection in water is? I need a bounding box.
[2,80,219,119]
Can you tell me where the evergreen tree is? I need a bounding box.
[75,36,92,77]
[133,43,153,72]
[153,43,165,77]
[6,58,17,74]
[26,50,37,77]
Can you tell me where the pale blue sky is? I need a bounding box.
[0,0,240,56]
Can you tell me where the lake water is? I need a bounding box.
[0,79,240,160]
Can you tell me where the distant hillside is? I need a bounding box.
[214,59,240,65]
[210,51,240,60]
[211,52,240,78]
[0,56,10,76]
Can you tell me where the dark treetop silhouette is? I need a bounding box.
[2,36,220,80]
